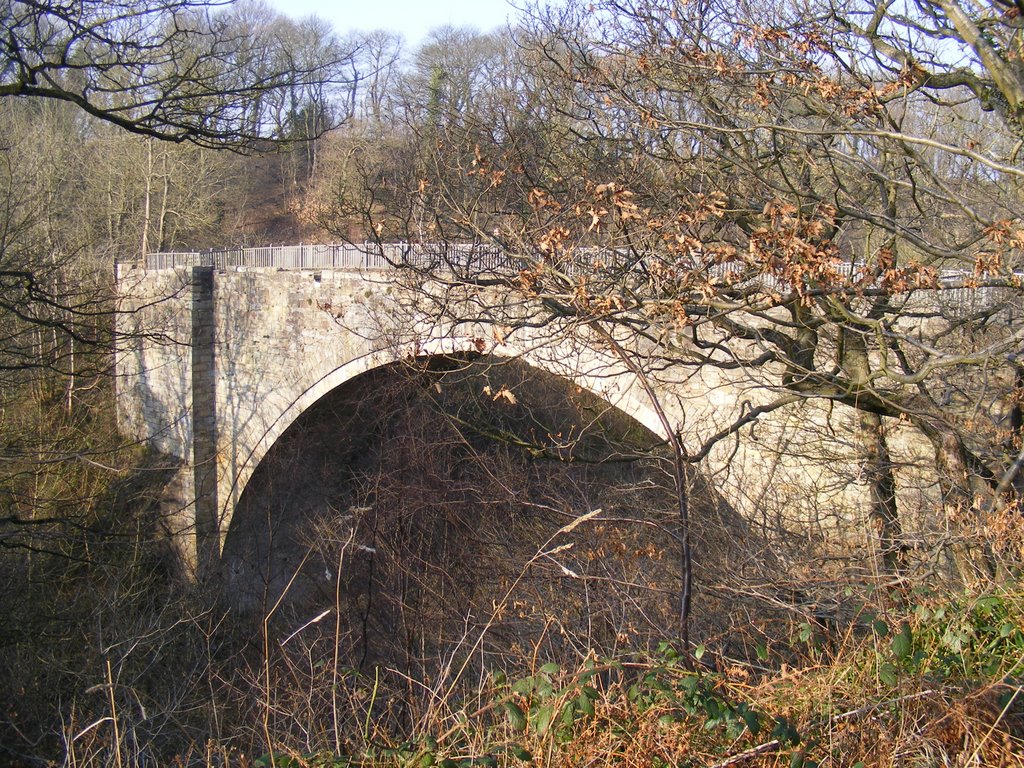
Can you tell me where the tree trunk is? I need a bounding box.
[157,148,169,252]
[934,431,997,587]
[839,324,904,580]
[141,138,152,257]
[858,409,904,578]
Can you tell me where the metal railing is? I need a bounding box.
[139,243,1018,315]
[142,242,510,272]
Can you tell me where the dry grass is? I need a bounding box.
[6,365,1024,767]
[216,588,1024,768]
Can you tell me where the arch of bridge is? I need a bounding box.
[219,335,665,539]
[115,262,763,569]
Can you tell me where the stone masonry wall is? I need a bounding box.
[116,264,937,568]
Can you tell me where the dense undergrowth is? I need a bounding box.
[18,557,1024,767]
[3,376,1024,767]
[32,479,1024,768]
[228,586,1024,768]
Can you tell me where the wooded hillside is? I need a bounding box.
[1,0,1024,765]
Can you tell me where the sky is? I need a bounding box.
[267,0,519,49]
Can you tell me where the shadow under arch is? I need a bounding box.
[218,337,665,541]
[216,350,758,715]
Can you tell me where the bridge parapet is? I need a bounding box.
[141,242,508,272]
[138,243,1015,317]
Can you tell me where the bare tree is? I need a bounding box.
[1,0,358,150]
[332,0,1024,605]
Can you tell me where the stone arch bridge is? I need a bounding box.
[114,244,989,573]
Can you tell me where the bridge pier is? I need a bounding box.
[190,265,220,578]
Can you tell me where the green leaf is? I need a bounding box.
[771,717,801,746]
[504,702,527,732]
[872,618,890,637]
[538,662,560,676]
[511,677,534,695]
[534,704,554,735]
[578,692,595,716]
[253,756,299,768]
[694,643,706,660]
[942,628,966,653]
[976,595,1002,614]
[704,697,722,720]
[679,674,699,694]
[797,622,814,643]
[755,642,769,661]
[561,701,577,727]
[998,688,1022,710]
[891,622,913,662]
[741,707,761,736]
[510,746,532,762]
[878,662,899,686]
